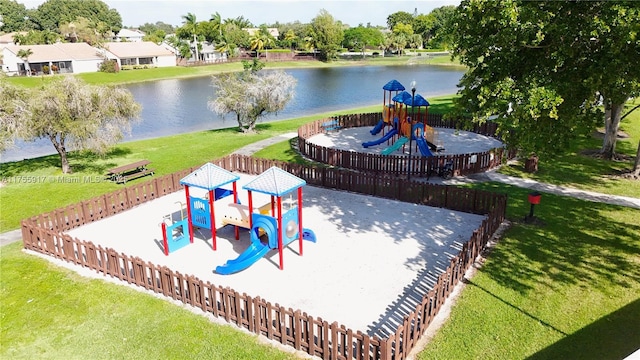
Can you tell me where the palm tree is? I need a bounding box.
[249,29,274,59]
[209,12,223,41]
[284,29,297,51]
[181,12,199,61]
[17,48,33,76]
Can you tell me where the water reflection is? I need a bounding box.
[2,65,463,162]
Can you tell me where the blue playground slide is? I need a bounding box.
[370,120,385,135]
[363,129,398,148]
[215,242,272,275]
[415,137,434,157]
[381,136,408,155]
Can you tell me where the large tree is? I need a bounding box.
[450,0,640,160]
[208,62,296,133]
[308,9,343,61]
[342,25,384,57]
[386,11,413,30]
[0,81,29,152]
[13,77,141,173]
[33,0,121,33]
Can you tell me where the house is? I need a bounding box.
[244,28,279,38]
[102,41,176,68]
[114,28,145,42]
[198,42,227,63]
[2,42,103,75]
[0,32,27,45]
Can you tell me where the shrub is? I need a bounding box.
[42,65,50,74]
[51,64,59,73]
[99,60,119,73]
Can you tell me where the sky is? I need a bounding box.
[18,0,460,28]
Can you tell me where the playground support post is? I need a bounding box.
[408,80,416,180]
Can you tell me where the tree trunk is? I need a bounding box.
[634,139,640,176]
[50,134,71,173]
[601,101,623,159]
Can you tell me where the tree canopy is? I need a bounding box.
[450,0,640,160]
[208,62,296,133]
[33,0,121,33]
[1,77,141,173]
[308,9,344,61]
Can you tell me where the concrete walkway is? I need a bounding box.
[2,132,638,247]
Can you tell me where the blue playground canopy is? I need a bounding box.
[392,91,413,104]
[383,79,405,91]
[405,94,430,107]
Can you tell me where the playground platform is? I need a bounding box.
[63,173,485,338]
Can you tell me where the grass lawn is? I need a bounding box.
[0,241,299,360]
[2,59,639,358]
[417,183,640,360]
[498,102,640,198]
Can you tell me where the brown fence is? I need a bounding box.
[22,154,506,360]
[298,113,513,177]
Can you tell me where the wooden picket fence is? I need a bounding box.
[298,112,514,177]
[22,154,506,360]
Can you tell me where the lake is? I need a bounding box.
[2,64,464,162]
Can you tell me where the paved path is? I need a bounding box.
[2,132,638,247]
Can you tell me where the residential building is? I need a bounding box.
[114,28,145,42]
[102,41,176,68]
[2,42,103,75]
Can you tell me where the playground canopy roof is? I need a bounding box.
[243,166,306,197]
[383,79,405,91]
[392,91,413,103]
[406,94,430,107]
[179,162,240,190]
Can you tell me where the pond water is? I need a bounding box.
[2,64,464,162]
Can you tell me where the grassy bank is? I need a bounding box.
[5,54,460,88]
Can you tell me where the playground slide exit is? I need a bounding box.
[416,137,435,157]
[381,136,408,155]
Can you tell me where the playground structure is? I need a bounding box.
[364,79,440,156]
[159,163,317,274]
[161,163,239,255]
[216,166,316,275]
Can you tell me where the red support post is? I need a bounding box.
[233,181,239,240]
[208,189,216,251]
[277,195,283,270]
[248,191,254,229]
[162,222,169,256]
[298,187,303,255]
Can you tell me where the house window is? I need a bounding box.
[138,57,153,65]
[122,58,136,66]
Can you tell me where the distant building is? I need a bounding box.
[102,41,176,68]
[114,28,145,42]
[0,32,28,45]
[2,42,103,75]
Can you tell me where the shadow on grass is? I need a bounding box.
[526,298,640,360]
[0,147,133,177]
[472,183,640,296]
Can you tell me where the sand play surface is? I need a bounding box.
[66,173,485,338]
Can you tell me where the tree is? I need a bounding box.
[342,26,384,57]
[283,29,297,51]
[33,0,122,33]
[249,26,275,58]
[386,11,413,30]
[16,48,32,75]
[17,77,141,173]
[0,0,31,32]
[59,17,111,45]
[138,21,175,35]
[0,81,29,152]
[450,0,640,161]
[308,9,344,61]
[181,12,199,61]
[208,63,296,133]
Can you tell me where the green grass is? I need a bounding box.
[417,183,640,359]
[0,242,299,360]
[498,102,640,198]
[5,55,461,88]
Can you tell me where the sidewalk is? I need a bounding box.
[2,133,638,247]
